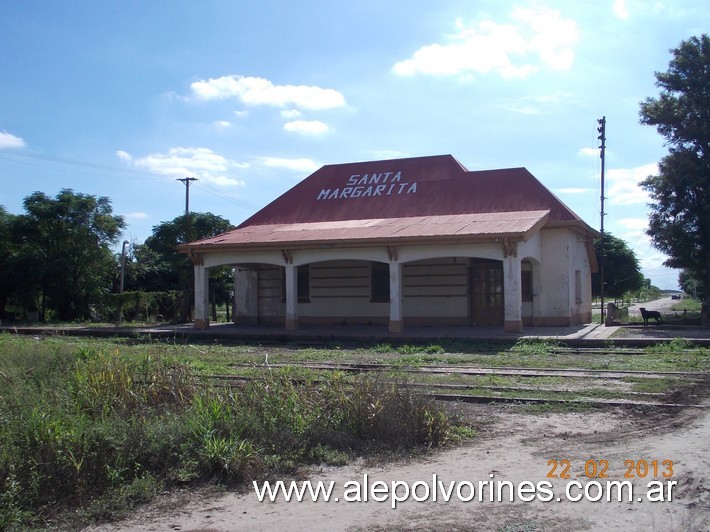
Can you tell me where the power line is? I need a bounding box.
[0,149,152,179]
[0,149,254,212]
[192,181,252,210]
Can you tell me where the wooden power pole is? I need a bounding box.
[177,177,198,214]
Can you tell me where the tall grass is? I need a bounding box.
[0,334,453,528]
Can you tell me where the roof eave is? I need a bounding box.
[545,219,600,238]
[178,231,540,255]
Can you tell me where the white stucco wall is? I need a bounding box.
[538,228,593,325]
[192,226,593,329]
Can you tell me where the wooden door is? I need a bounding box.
[470,260,504,326]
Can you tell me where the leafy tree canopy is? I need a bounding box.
[143,212,234,283]
[142,212,234,321]
[11,189,125,320]
[0,206,19,317]
[639,34,710,317]
[592,234,644,299]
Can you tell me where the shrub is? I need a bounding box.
[0,335,456,526]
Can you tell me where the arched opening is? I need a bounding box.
[233,259,395,327]
[228,255,518,330]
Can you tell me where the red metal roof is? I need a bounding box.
[238,154,582,227]
[182,154,596,252]
[187,211,551,249]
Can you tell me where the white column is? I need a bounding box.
[389,261,403,333]
[284,264,298,330]
[194,264,210,329]
[234,267,258,325]
[503,255,523,333]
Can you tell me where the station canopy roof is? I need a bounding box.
[181,154,597,252]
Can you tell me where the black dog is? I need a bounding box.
[639,307,662,325]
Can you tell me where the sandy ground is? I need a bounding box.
[87,399,710,532]
[84,301,709,532]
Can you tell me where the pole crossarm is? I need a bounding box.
[177,177,198,214]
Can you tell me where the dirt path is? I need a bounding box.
[87,402,709,532]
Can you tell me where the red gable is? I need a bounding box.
[181,155,597,252]
[238,154,583,228]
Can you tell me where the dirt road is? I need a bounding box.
[88,401,710,532]
[628,296,680,316]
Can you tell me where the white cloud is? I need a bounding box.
[612,220,680,287]
[577,147,599,157]
[607,163,657,206]
[283,120,330,135]
[613,0,630,19]
[392,6,578,79]
[116,150,132,161]
[557,187,591,194]
[503,94,571,115]
[258,157,320,174]
[0,131,26,149]
[510,105,542,115]
[281,109,301,119]
[214,120,232,129]
[367,150,411,161]
[190,75,346,110]
[122,211,149,220]
[616,217,648,230]
[122,147,248,187]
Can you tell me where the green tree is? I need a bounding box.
[142,213,233,321]
[678,269,703,300]
[593,234,644,300]
[120,242,177,293]
[12,189,125,321]
[0,206,18,318]
[639,34,710,322]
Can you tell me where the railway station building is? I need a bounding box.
[180,154,599,333]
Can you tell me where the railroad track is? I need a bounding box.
[227,361,708,380]
[205,358,709,409]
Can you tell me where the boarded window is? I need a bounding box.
[371,262,390,303]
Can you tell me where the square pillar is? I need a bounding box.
[389,261,403,333]
[234,267,258,325]
[284,264,298,330]
[503,255,523,333]
[194,264,210,329]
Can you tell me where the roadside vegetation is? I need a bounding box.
[0,334,457,530]
[671,298,702,313]
[1,334,708,529]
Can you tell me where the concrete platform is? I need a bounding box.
[1,321,623,346]
[4,320,709,347]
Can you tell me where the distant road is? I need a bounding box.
[627,296,679,316]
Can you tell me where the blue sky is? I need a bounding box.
[1,1,707,290]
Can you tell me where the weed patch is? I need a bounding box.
[510,338,563,356]
[0,334,459,528]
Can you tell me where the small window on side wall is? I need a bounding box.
[575,270,582,304]
[371,262,390,303]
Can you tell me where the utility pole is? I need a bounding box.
[118,240,130,323]
[177,177,198,214]
[598,116,606,325]
[119,240,129,294]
